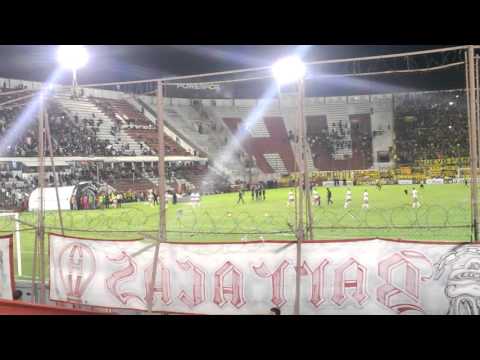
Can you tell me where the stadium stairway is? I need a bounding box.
[131,97,209,157]
[324,103,353,160]
[54,92,146,155]
[130,97,245,179]
[163,105,215,154]
[222,116,297,174]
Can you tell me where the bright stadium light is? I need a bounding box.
[57,45,89,98]
[57,45,89,70]
[272,55,306,86]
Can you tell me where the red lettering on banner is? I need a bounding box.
[299,260,330,308]
[144,261,172,306]
[177,260,206,308]
[332,258,368,307]
[58,243,96,304]
[377,251,433,314]
[253,260,290,308]
[105,251,144,305]
[213,261,246,309]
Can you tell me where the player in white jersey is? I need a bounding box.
[412,188,420,208]
[312,191,321,207]
[287,191,295,207]
[344,188,352,209]
[191,192,201,207]
[148,191,154,207]
[362,190,369,209]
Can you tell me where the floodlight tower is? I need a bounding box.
[272,56,308,315]
[57,45,89,98]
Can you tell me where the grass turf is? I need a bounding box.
[0,184,474,279]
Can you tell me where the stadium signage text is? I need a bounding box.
[49,234,480,315]
[176,84,220,91]
[426,178,444,185]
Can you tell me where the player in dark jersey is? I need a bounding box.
[327,188,333,205]
[237,189,245,204]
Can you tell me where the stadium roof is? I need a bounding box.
[0,45,467,97]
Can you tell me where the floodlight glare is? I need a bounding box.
[272,56,306,86]
[57,45,89,70]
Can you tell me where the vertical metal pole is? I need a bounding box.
[14,213,22,277]
[467,46,479,242]
[465,51,473,236]
[300,80,313,241]
[30,217,38,303]
[157,82,167,241]
[294,78,306,315]
[72,69,77,98]
[476,56,480,168]
[45,110,65,235]
[37,96,46,304]
[147,81,167,313]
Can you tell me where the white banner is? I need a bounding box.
[0,235,14,300]
[49,234,480,315]
[397,179,413,185]
[426,178,444,185]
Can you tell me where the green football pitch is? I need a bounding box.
[0,184,476,279]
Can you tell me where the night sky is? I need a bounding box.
[0,45,466,97]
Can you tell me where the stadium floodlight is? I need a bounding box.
[272,56,306,86]
[57,45,89,71]
[57,45,89,98]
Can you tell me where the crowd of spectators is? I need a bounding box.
[0,98,117,157]
[70,190,149,211]
[394,91,468,164]
[307,121,354,160]
[0,168,35,210]
[0,103,147,157]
